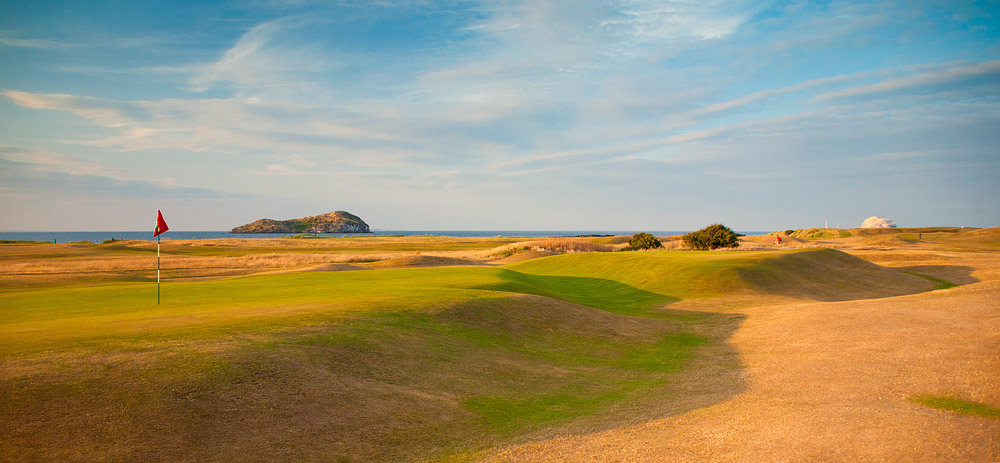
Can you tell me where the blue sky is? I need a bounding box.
[1,0,998,231]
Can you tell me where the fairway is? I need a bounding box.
[2,230,998,462]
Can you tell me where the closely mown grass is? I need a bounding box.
[480,269,679,317]
[911,395,1000,420]
[465,388,634,435]
[902,271,958,290]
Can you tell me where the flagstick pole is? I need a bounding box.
[157,235,161,305]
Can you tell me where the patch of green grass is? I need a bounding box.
[500,250,770,301]
[284,297,712,439]
[457,331,707,434]
[791,228,851,239]
[902,271,958,290]
[465,389,628,434]
[911,395,1000,420]
[479,269,679,317]
[0,267,503,354]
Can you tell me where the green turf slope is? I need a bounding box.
[0,248,936,462]
[496,247,934,309]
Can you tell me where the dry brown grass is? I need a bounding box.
[482,282,1000,462]
[484,238,618,260]
[0,235,629,288]
[0,237,522,288]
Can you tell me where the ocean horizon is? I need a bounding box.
[0,230,771,243]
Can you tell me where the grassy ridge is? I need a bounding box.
[0,248,938,462]
[501,248,934,305]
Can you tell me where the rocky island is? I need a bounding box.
[230,211,371,234]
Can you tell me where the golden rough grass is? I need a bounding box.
[0,236,629,287]
[485,238,618,259]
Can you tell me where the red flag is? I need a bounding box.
[154,210,169,237]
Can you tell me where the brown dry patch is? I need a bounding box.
[490,250,558,264]
[362,255,487,269]
[253,263,368,275]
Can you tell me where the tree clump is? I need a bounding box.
[683,224,740,250]
[622,232,662,251]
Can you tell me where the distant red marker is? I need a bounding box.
[154,210,169,237]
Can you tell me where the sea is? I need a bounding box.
[0,230,768,243]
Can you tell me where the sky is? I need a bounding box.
[1,0,998,231]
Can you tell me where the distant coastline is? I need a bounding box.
[0,230,772,243]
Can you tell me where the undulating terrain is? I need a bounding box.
[1,228,997,462]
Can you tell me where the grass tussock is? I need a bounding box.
[486,238,617,259]
[911,394,1000,420]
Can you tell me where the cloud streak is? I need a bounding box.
[816,60,1000,100]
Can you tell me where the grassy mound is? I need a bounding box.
[0,248,938,462]
[790,228,852,239]
[497,248,933,308]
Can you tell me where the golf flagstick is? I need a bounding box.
[154,210,169,304]
[157,235,160,304]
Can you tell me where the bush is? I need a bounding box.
[622,232,662,251]
[683,224,740,250]
[784,229,795,236]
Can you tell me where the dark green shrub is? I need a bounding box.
[622,232,662,251]
[784,229,795,235]
[683,224,740,250]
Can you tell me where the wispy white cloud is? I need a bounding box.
[0,148,252,202]
[489,124,730,174]
[190,15,344,97]
[0,37,78,49]
[4,90,142,127]
[815,60,1000,100]
[614,0,754,42]
[238,163,322,176]
[3,91,413,159]
[0,146,128,178]
[872,149,945,161]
